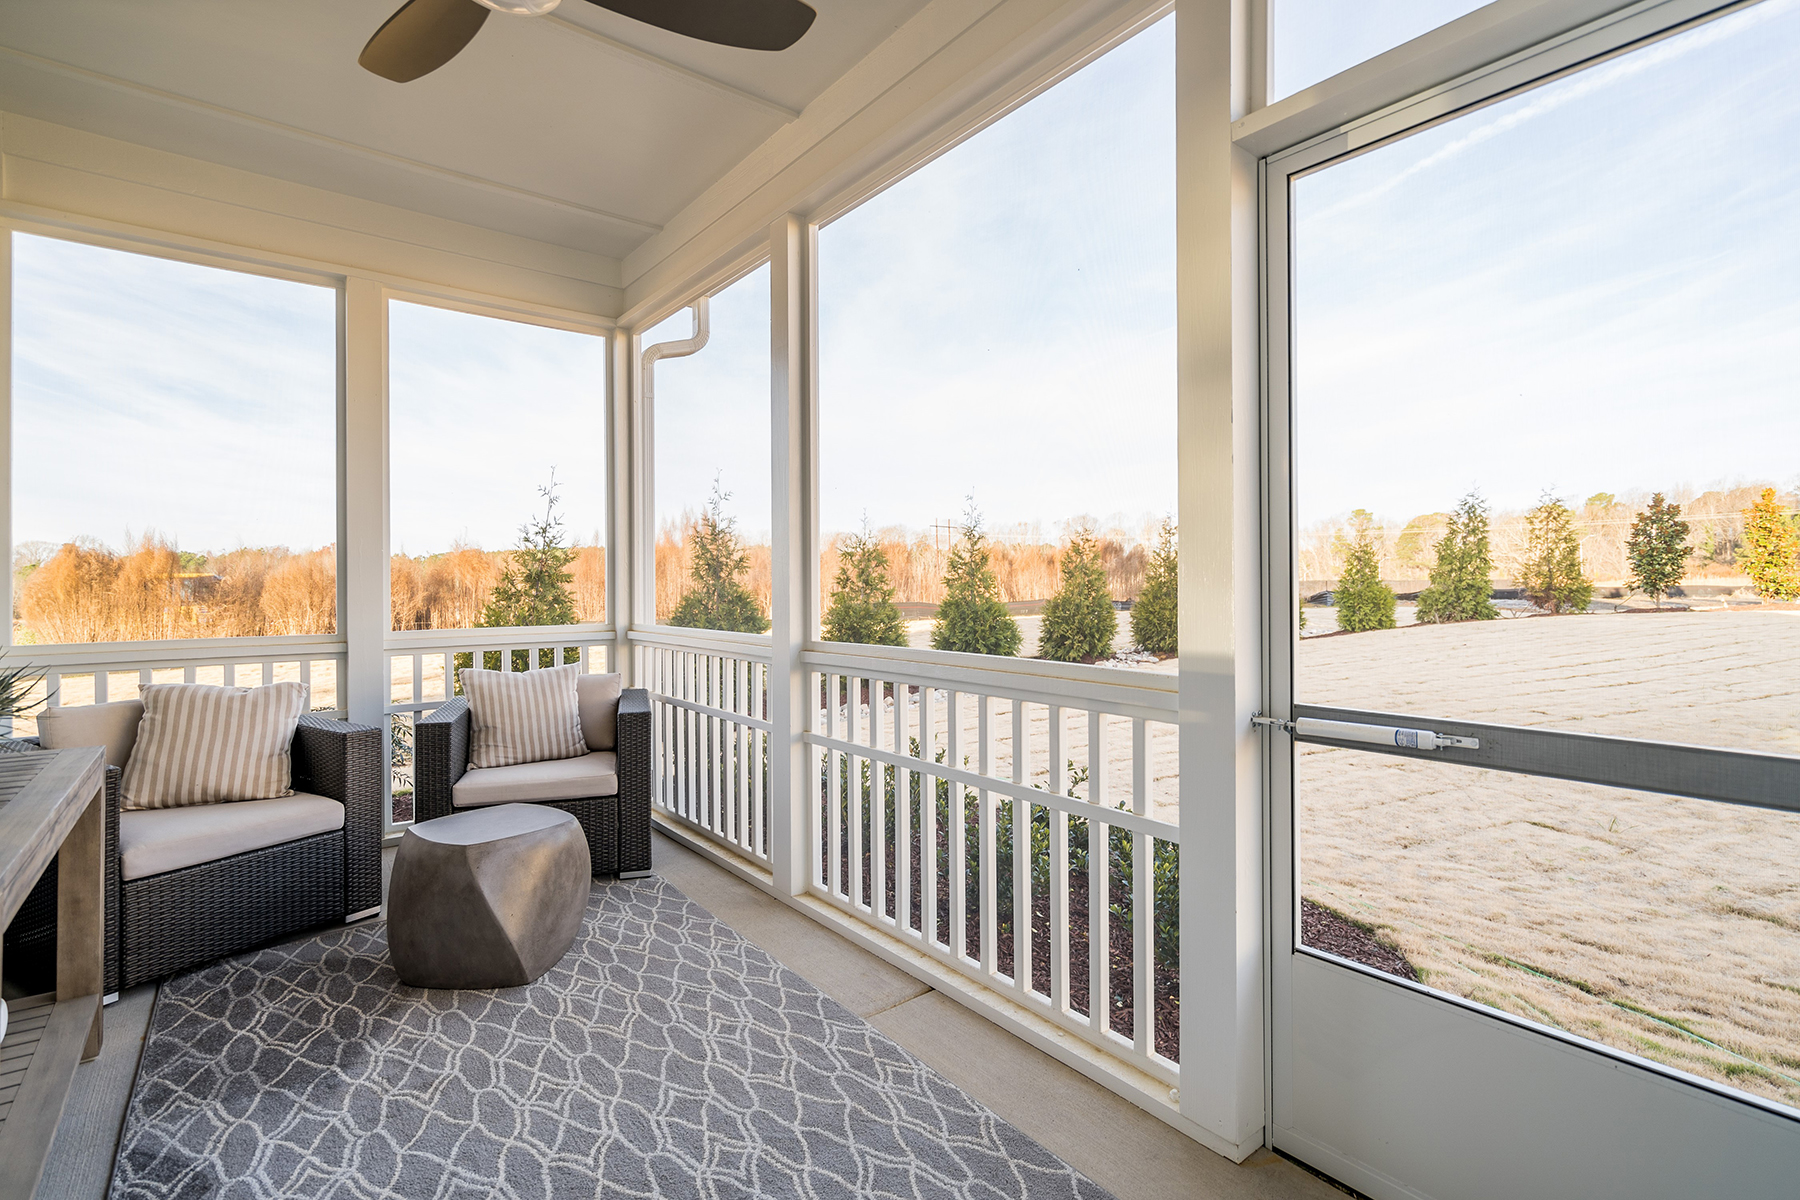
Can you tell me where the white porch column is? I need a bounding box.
[609,326,634,682]
[340,277,389,741]
[767,214,816,897]
[1175,0,1266,1157]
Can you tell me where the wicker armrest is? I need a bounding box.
[292,714,384,916]
[414,698,470,825]
[615,688,652,873]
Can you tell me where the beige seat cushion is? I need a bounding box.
[118,793,343,881]
[576,672,622,751]
[37,700,144,769]
[452,751,618,808]
[121,681,309,810]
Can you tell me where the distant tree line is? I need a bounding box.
[1324,482,1800,634]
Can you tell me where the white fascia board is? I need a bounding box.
[0,112,626,319]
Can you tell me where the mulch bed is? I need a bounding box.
[1301,898,1417,981]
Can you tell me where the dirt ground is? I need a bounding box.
[1297,610,1800,1108]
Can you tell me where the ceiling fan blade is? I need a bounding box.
[359,0,492,82]
[586,0,817,52]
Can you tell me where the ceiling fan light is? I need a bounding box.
[472,0,561,14]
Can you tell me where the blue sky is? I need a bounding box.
[389,301,607,555]
[1294,0,1800,526]
[1272,1,1490,101]
[11,235,337,555]
[13,2,1797,557]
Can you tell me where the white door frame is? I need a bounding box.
[1259,1,1800,1194]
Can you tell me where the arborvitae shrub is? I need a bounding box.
[1625,492,1690,608]
[1416,490,1497,624]
[822,524,907,646]
[481,475,577,628]
[668,481,770,634]
[1038,526,1117,663]
[931,505,1021,656]
[1131,517,1177,655]
[1740,487,1800,601]
[1333,509,1396,633]
[1519,493,1593,614]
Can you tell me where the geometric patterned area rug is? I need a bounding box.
[110,877,1114,1199]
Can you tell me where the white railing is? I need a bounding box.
[385,624,616,827]
[802,643,1181,1083]
[631,627,773,866]
[8,635,349,738]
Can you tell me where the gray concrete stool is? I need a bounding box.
[388,803,590,989]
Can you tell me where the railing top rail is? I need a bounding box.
[802,643,1177,718]
[13,635,348,670]
[629,625,774,660]
[807,729,1179,841]
[385,625,613,650]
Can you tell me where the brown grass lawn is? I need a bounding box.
[1298,611,1800,1108]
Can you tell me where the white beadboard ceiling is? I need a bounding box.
[0,0,932,262]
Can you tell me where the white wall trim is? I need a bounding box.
[0,112,625,317]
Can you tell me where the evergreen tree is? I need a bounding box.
[1039,525,1117,662]
[481,473,577,628]
[1415,490,1497,624]
[822,522,906,646]
[931,502,1021,656]
[1740,487,1800,601]
[668,480,770,633]
[1625,492,1690,609]
[1518,492,1593,614]
[1332,510,1396,632]
[1131,517,1178,655]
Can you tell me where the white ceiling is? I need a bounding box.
[0,0,932,262]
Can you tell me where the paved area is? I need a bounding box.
[1297,610,1800,1109]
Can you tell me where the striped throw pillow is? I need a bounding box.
[120,682,309,810]
[459,665,588,770]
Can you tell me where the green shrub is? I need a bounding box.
[931,504,1021,656]
[1625,493,1690,609]
[668,479,770,634]
[1741,487,1800,601]
[823,524,907,646]
[1416,490,1497,624]
[1519,492,1593,614]
[1333,509,1396,632]
[480,473,576,629]
[1038,526,1117,663]
[1131,517,1177,654]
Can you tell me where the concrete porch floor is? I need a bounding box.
[39,829,1348,1199]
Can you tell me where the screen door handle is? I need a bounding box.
[1253,714,1479,751]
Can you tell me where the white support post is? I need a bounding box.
[609,326,634,682]
[768,213,815,897]
[0,230,11,679]
[1175,0,1265,1159]
[341,277,390,771]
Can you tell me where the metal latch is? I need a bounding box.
[1253,713,1478,751]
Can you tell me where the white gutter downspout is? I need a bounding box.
[631,299,710,639]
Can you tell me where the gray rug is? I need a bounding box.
[110,877,1114,1199]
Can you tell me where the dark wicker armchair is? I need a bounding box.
[412,688,652,876]
[2,714,383,994]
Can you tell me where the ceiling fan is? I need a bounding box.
[359,0,818,83]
